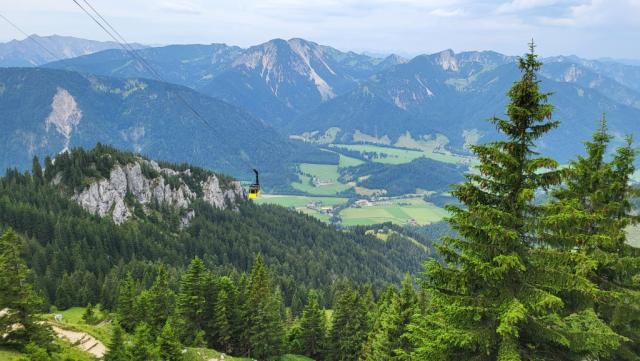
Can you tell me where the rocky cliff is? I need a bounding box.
[70,158,245,225]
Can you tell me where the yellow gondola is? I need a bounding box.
[248,169,260,199]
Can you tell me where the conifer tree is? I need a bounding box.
[157,320,183,361]
[82,303,97,324]
[328,285,370,361]
[131,323,159,361]
[175,257,209,345]
[135,267,174,336]
[31,156,43,184]
[246,254,285,360]
[117,273,137,332]
[212,288,232,353]
[410,42,614,360]
[104,322,128,361]
[541,120,639,359]
[233,273,250,355]
[361,275,417,360]
[298,290,327,360]
[0,228,53,350]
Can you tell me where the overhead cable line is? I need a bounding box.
[70,0,262,172]
[70,0,210,127]
[0,13,60,62]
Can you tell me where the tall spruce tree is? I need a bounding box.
[328,285,371,361]
[212,287,232,353]
[131,322,159,361]
[157,320,183,361]
[117,273,137,332]
[175,257,209,345]
[360,274,417,361]
[246,254,285,360]
[104,322,128,361]
[140,267,174,335]
[410,42,615,360]
[0,228,53,350]
[298,290,327,360]
[541,120,639,360]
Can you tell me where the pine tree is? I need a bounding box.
[541,120,639,360]
[233,273,250,355]
[131,323,159,361]
[157,320,183,361]
[212,284,233,353]
[31,156,43,184]
[298,290,327,360]
[328,285,370,361]
[361,275,417,360]
[104,322,128,361]
[82,303,97,324]
[246,254,285,360]
[0,228,53,350]
[175,257,209,345]
[410,42,613,360]
[117,273,137,332]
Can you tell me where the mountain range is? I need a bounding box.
[1,35,639,187]
[42,37,640,163]
[0,34,145,67]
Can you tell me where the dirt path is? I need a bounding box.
[50,325,107,358]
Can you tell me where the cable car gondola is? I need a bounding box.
[248,169,260,199]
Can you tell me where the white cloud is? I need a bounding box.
[496,0,564,14]
[157,0,202,15]
[429,8,464,16]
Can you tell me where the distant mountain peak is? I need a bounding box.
[0,34,145,67]
[434,49,459,71]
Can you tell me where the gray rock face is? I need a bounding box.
[72,159,245,225]
[202,174,245,209]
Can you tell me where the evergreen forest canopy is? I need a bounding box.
[1,43,640,361]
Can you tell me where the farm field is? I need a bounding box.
[338,197,448,226]
[338,153,364,167]
[291,163,353,195]
[256,194,347,222]
[330,144,469,165]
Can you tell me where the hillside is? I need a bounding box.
[0,146,429,310]
[0,67,334,187]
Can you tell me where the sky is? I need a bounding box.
[1,0,639,59]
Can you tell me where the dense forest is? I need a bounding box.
[0,146,430,315]
[1,44,640,361]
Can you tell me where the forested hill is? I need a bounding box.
[0,67,335,188]
[0,145,429,311]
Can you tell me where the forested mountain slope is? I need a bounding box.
[0,146,429,311]
[0,67,334,187]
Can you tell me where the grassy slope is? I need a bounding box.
[339,197,447,226]
[291,163,353,195]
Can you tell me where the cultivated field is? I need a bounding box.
[330,143,469,165]
[339,197,448,226]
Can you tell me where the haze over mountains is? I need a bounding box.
[1,35,639,188]
[0,34,145,67]
[43,36,640,161]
